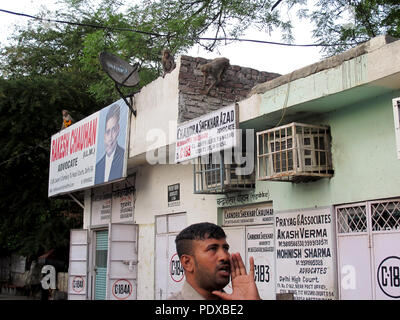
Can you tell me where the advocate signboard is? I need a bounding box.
[275,207,337,300]
[48,99,129,197]
[175,104,238,163]
[222,203,274,227]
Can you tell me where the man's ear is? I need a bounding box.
[180,254,194,273]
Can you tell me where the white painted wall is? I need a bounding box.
[134,163,218,299]
[129,58,180,159]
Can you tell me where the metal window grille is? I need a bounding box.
[371,201,400,231]
[257,122,333,183]
[193,151,255,194]
[336,205,368,234]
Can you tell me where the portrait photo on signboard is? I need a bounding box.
[94,100,129,185]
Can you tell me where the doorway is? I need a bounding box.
[94,229,108,300]
[154,213,186,300]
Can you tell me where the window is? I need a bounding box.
[336,205,368,234]
[193,130,255,194]
[371,201,400,232]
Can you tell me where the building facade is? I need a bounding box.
[65,36,400,300]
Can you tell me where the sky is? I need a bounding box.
[0,0,324,75]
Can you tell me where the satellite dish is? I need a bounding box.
[99,52,139,87]
[99,52,140,117]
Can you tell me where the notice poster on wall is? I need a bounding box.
[48,99,129,197]
[91,177,135,227]
[222,203,274,226]
[275,207,337,300]
[246,225,275,300]
[112,186,135,223]
[91,187,112,226]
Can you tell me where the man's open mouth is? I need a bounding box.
[217,264,231,276]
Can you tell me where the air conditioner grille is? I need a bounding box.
[257,122,333,183]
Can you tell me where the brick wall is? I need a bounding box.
[178,55,280,123]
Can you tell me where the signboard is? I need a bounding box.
[91,188,112,226]
[167,235,185,294]
[168,183,180,207]
[246,225,275,300]
[372,230,400,299]
[91,177,135,227]
[377,256,400,299]
[111,279,133,300]
[169,253,184,283]
[112,186,135,223]
[223,225,275,300]
[71,276,85,294]
[275,207,337,300]
[222,203,274,226]
[175,104,238,163]
[49,99,129,197]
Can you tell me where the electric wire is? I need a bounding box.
[0,8,358,48]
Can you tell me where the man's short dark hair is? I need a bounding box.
[105,104,120,125]
[175,222,226,258]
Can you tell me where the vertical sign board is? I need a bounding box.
[275,207,337,300]
[246,225,275,300]
[49,99,129,197]
[175,104,238,163]
[91,185,112,226]
[222,203,275,299]
[168,183,180,207]
[111,188,135,223]
[68,230,88,300]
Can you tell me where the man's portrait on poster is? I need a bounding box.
[94,102,127,185]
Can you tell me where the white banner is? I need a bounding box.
[222,203,274,226]
[275,207,337,300]
[175,104,238,162]
[48,99,129,197]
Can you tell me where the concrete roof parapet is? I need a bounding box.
[248,35,399,97]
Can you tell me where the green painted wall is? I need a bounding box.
[254,90,400,212]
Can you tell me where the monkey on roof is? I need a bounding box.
[61,110,74,130]
[199,57,230,95]
[161,49,176,77]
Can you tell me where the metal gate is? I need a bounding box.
[68,229,88,300]
[336,198,400,299]
[107,223,138,300]
[155,213,186,300]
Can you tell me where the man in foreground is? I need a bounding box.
[168,222,260,300]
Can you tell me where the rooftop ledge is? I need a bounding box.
[239,35,400,130]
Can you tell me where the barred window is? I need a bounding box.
[371,201,400,232]
[337,205,367,234]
